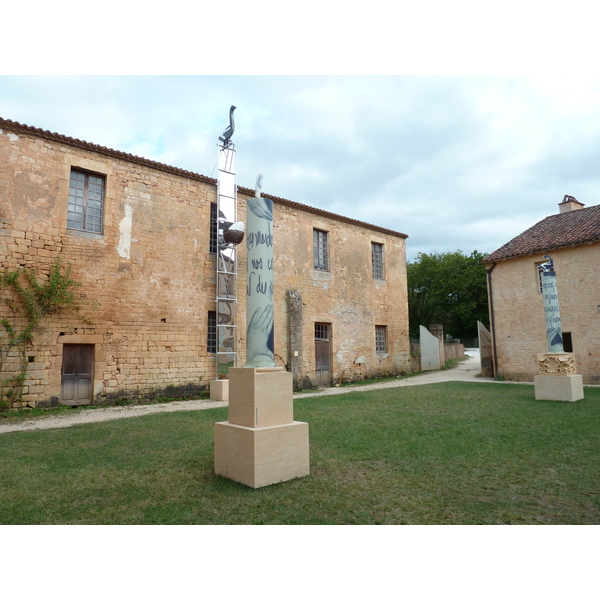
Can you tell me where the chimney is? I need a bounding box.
[559,194,585,214]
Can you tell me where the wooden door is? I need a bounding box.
[315,323,331,387]
[61,344,94,405]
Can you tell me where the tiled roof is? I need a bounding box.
[0,117,408,240]
[484,203,600,263]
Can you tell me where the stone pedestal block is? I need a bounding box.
[210,379,229,402]
[534,374,584,402]
[214,367,310,488]
[228,367,293,428]
[214,421,310,488]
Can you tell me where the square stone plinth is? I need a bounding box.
[210,379,229,402]
[228,367,293,428]
[534,374,584,402]
[214,421,310,488]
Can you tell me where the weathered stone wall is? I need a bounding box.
[488,245,600,383]
[0,123,219,406]
[443,343,465,361]
[0,120,410,405]
[268,199,410,386]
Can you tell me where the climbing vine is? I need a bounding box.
[0,257,83,407]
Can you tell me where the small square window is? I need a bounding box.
[67,169,105,234]
[313,229,329,271]
[372,242,384,279]
[375,325,387,352]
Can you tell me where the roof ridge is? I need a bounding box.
[0,117,407,240]
[484,203,600,263]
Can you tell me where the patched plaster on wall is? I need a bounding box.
[117,204,133,259]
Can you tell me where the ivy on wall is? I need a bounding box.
[0,257,84,407]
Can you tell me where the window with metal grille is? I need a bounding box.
[315,322,330,340]
[207,311,217,353]
[210,203,218,254]
[67,169,105,233]
[372,242,384,279]
[313,229,329,271]
[375,325,387,352]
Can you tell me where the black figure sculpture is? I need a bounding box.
[219,105,236,146]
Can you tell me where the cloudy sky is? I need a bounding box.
[2,75,600,261]
[2,2,600,268]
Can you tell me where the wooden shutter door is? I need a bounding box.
[61,344,94,405]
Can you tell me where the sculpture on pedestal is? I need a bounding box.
[213,109,310,486]
[244,174,277,368]
[539,255,564,353]
[533,254,584,401]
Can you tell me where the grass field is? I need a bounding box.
[1,381,599,525]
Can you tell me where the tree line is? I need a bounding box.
[407,250,489,341]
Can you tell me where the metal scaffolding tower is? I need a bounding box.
[215,142,239,376]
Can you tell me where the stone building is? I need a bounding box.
[483,195,600,384]
[0,117,410,407]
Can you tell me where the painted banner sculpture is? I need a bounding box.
[540,255,564,353]
[244,175,277,368]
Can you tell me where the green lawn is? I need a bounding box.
[1,381,599,525]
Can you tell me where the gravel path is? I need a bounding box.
[0,350,492,435]
[0,398,229,434]
[297,348,492,397]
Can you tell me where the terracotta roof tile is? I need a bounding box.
[484,203,600,263]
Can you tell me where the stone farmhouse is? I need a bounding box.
[0,117,410,407]
[483,195,600,384]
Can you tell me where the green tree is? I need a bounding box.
[407,250,489,340]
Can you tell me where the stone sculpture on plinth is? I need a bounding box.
[214,166,310,488]
[533,255,583,401]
